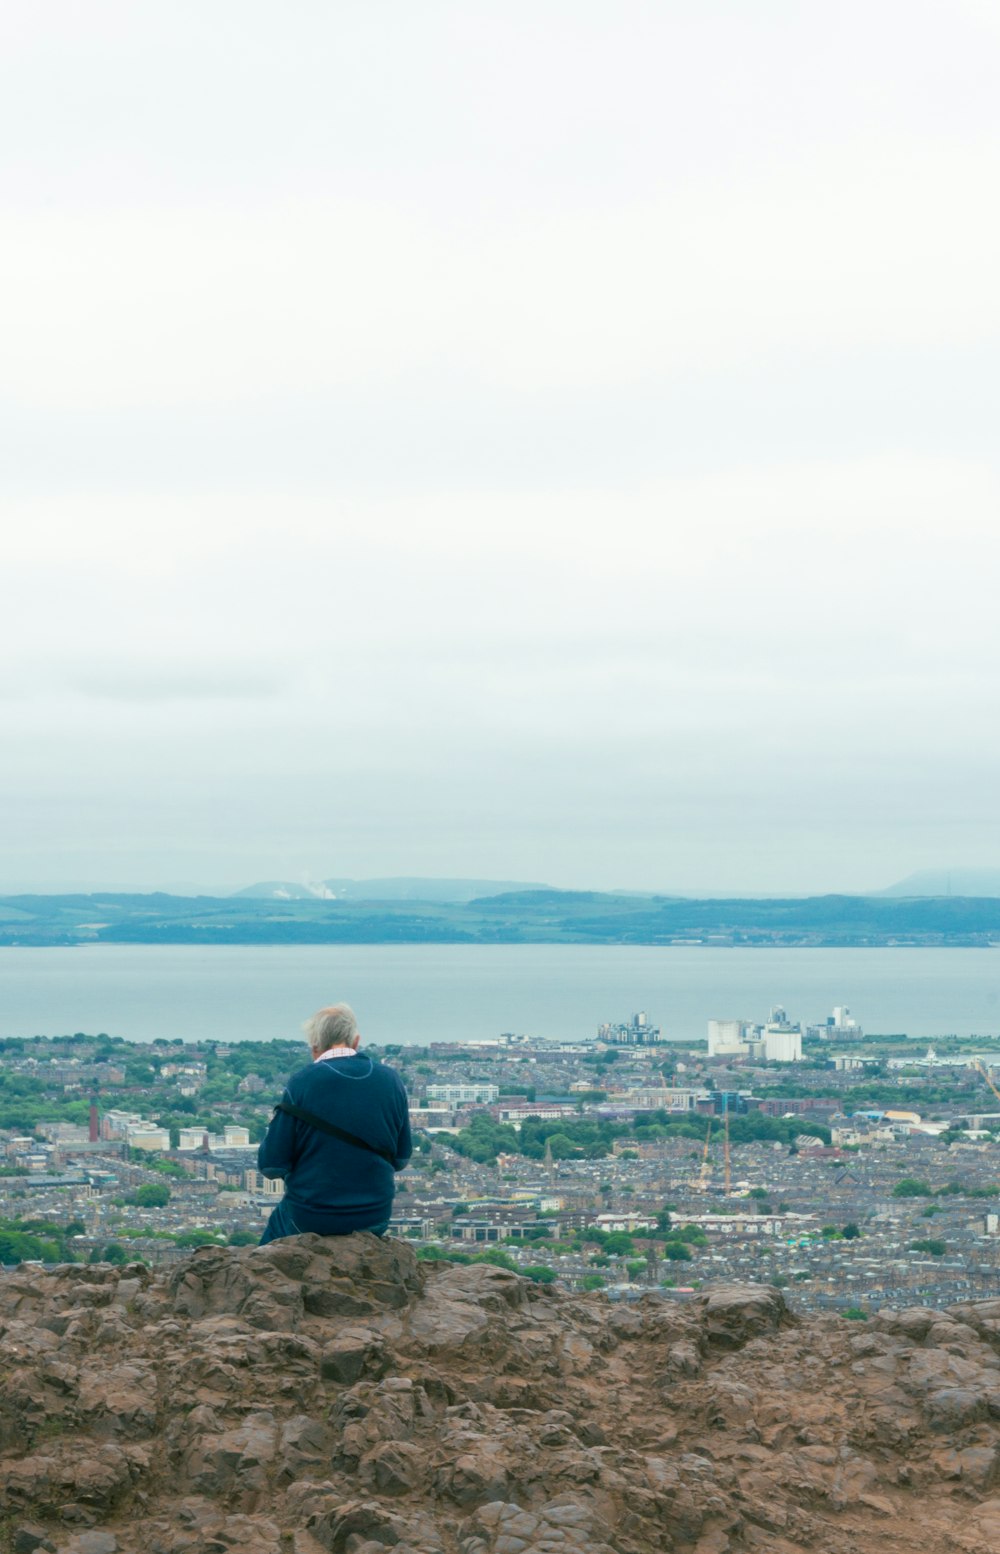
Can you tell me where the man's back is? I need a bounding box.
[258,1052,412,1234]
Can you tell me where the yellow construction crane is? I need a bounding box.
[689,1113,732,1193]
[972,1059,1000,1108]
[690,1118,714,1190]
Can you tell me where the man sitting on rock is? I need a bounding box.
[257,1003,412,1244]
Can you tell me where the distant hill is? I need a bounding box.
[234,876,552,903]
[231,880,337,901]
[878,869,1000,898]
[9,887,1000,945]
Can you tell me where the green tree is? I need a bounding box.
[841,1222,861,1239]
[892,1178,933,1198]
[545,1133,581,1160]
[523,1265,558,1284]
[0,1230,61,1264]
[450,1114,519,1164]
[131,1183,170,1208]
[471,1247,518,1271]
[91,1242,128,1265]
[174,1229,225,1248]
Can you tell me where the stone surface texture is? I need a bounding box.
[0,1236,998,1553]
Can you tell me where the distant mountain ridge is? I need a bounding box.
[877,869,1000,897]
[233,876,552,903]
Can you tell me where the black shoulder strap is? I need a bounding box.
[274,1099,396,1165]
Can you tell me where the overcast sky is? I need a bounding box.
[2,2,999,896]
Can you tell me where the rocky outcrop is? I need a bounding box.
[0,1239,998,1553]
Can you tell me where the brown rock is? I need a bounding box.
[694,1283,791,1349]
[320,1328,388,1385]
[11,1525,56,1554]
[359,1440,426,1495]
[0,1250,997,1554]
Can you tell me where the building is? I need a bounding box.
[603,1087,704,1113]
[680,1212,816,1237]
[128,1128,172,1152]
[707,1019,747,1056]
[388,1214,437,1240]
[408,1102,458,1130]
[242,1169,283,1197]
[494,1102,577,1125]
[759,1009,803,1063]
[709,1008,804,1062]
[426,1083,499,1104]
[597,1012,663,1045]
[178,1125,251,1152]
[100,1109,145,1140]
[595,1212,656,1233]
[452,1205,557,1242]
[99,1109,172,1150]
[764,1029,803,1062]
[807,1006,863,1040]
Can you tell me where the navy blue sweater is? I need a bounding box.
[258,1053,412,1232]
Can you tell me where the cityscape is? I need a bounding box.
[4,1003,999,1316]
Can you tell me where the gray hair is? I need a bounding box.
[304,1003,359,1052]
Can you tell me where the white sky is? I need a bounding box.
[2,1,999,894]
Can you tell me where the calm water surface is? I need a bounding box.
[2,944,1000,1045]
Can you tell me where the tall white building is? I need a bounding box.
[762,1025,803,1062]
[707,1019,747,1056]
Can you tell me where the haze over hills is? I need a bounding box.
[232,871,1000,905]
[877,869,1000,897]
[233,876,553,903]
[7,869,1000,903]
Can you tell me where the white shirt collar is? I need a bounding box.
[314,1045,358,1061]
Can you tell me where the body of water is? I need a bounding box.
[2,943,1000,1046]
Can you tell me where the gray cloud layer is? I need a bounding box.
[2,3,999,892]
